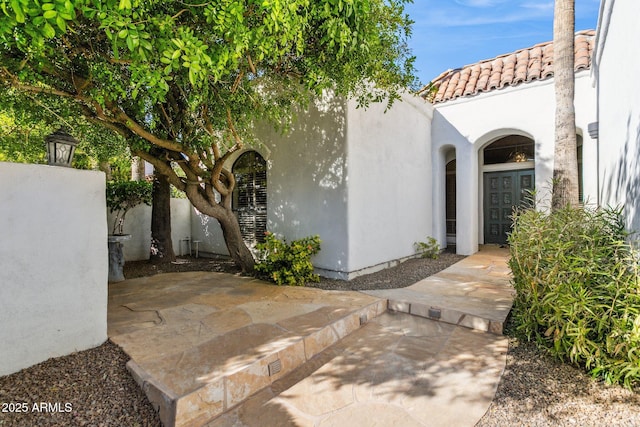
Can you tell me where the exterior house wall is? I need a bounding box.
[107,198,192,261]
[190,92,433,279]
[190,94,349,274]
[432,73,597,254]
[594,0,640,237]
[0,162,107,376]
[345,93,434,277]
[265,96,349,276]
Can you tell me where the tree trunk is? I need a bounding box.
[98,160,112,181]
[184,184,255,273]
[131,156,147,181]
[218,210,256,274]
[136,149,256,273]
[552,0,580,209]
[149,172,176,264]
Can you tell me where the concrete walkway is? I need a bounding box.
[108,246,513,427]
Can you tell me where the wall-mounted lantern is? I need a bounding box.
[45,128,78,167]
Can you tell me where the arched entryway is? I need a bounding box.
[482,135,535,244]
[445,159,457,250]
[232,151,267,246]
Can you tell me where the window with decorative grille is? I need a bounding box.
[232,151,267,245]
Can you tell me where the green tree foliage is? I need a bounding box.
[0,89,131,175]
[0,0,417,272]
[509,205,640,388]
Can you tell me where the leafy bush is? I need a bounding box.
[106,180,153,234]
[414,237,440,259]
[509,205,640,388]
[255,232,321,286]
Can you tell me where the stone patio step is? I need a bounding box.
[206,311,508,427]
[124,299,387,427]
[363,247,514,335]
[383,288,509,334]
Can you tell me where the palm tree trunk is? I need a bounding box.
[552,0,580,209]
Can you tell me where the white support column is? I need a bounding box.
[456,148,479,255]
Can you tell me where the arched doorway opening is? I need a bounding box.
[482,135,535,244]
[232,151,267,246]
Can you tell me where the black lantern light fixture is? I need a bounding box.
[45,128,78,167]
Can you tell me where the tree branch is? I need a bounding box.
[1,71,77,99]
[247,55,257,75]
[133,149,185,192]
[225,108,244,152]
[110,105,191,154]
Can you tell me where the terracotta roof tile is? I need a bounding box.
[541,43,554,79]
[527,46,542,80]
[476,62,491,92]
[465,64,481,96]
[421,30,595,103]
[488,57,503,90]
[514,49,529,84]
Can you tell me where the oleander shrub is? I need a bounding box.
[509,205,640,388]
[255,232,321,286]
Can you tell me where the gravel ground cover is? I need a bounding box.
[477,324,640,426]
[0,340,160,427]
[1,253,638,426]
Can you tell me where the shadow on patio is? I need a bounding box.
[108,247,512,427]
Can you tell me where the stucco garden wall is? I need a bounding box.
[594,0,640,237]
[431,73,597,254]
[190,207,228,256]
[107,198,192,261]
[0,162,107,376]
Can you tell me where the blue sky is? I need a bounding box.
[404,0,601,86]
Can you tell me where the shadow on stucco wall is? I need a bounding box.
[259,93,349,272]
[188,94,349,270]
[602,115,640,242]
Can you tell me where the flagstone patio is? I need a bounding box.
[108,246,513,427]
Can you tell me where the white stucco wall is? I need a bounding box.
[345,93,434,276]
[262,95,350,274]
[107,198,193,261]
[594,0,640,236]
[190,95,349,272]
[190,207,228,256]
[0,162,107,376]
[189,92,433,279]
[431,73,597,254]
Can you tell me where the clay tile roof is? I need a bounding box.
[420,30,595,104]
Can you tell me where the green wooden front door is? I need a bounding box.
[483,169,534,244]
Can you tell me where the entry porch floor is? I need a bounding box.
[108,246,513,427]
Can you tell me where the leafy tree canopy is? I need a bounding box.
[0,0,416,144]
[0,88,130,174]
[0,0,417,271]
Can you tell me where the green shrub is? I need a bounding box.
[414,237,440,259]
[255,232,321,286]
[509,205,640,388]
